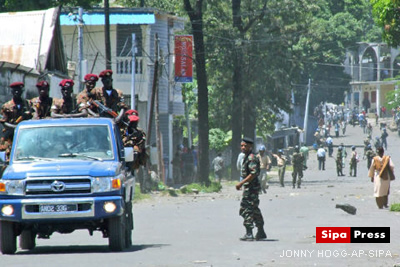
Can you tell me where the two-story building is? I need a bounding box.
[344,42,400,116]
[60,7,186,182]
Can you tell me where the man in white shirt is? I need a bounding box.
[317,145,326,171]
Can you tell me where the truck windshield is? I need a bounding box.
[13,125,114,161]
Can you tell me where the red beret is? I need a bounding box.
[99,69,113,78]
[36,81,49,88]
[84,74,99,82]
[10,82,24,88]
[59,79,74,87]
[128,115,139,122]
[125,109,139,116]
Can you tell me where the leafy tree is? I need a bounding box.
[371,0,400,46]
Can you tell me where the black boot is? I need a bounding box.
[255,227,267,241]
[240,227,254,241]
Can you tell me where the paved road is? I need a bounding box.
[1,118,400,266]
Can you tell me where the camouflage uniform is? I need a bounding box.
[349,149,358,177]
[30,96,54,119]
[1,98,32,140]
[291,152,304,188]
[76,89,94,113]
[336,151,344,176]
[365,149,376,170]
[239,152,264,231]
[90,87,127,117]
[123,126,147,170]
[1,98,32,124]
[51,98,77,115]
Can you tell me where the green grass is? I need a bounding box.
[133,184,151,203]
[390,203,400,212]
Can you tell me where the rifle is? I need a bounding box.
[90,100,128,126]
[90,100,118,118]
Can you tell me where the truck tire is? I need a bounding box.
[19,229,36,250]
[108,215,125,251]
[125,202,133,248]
[0,221,16,254]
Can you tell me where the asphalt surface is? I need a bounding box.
[1,117,400,267]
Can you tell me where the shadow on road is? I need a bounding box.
[15,243,169,255]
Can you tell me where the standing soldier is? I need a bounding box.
[291,146,305,189]
[91,69,127,122]
[349,146,358,177]
[364,144,375,170]
[272,149,286,187]
[336,146,344,176]
[235,137,266,241]
[76,73,99,116]
[52,79,87,118]
[1,81,33,136]
[257,145,270,194]
[30,81,54,119]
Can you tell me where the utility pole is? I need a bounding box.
[303,79,311,145]
[131,33,136,109]
[104,0,112,69]
[146,34,159,147]
[77,7,84,91]
[155,49,164,183]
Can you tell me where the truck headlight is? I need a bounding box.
[92,175,122,193]
[0,180,25,195]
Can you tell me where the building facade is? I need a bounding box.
[60,7,186,181]
[344,42,400,116]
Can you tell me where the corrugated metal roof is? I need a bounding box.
[0,7,59,72]
[60,13,155,26]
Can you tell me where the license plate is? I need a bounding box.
[39,204,77,213]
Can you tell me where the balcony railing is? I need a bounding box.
[116,56,144,75]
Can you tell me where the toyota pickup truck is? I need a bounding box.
[0,118,135,254]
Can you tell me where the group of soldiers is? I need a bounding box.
[0,69,147,173]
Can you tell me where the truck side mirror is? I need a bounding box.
[124,147,134,162]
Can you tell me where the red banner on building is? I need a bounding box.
[175,35,193,83]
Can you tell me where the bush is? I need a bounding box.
[390,203,400,212]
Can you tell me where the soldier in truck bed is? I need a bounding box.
[30,81,54,119]
[51,79,87,118]
[76,73,100,117]
[90,69,127,122]
[122,111,147,170]
[1,81,33,138]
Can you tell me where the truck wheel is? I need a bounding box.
[125,202,133,248]
[0,221,16,254]
[108,215,125,251]
[19,230,36,250]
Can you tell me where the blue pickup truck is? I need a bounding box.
[0,118,135,254]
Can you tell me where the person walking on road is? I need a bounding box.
[381,128,388,150]
[212,153,224,184]
[349,146,359,177]
[257,145,270,194]
[317,145,326,171]
[237,152,245,181]
[236,137,266,241]
[272,149,286,187]
[299,143,309,169]
[368,147,395,209]
[291,146,305,189]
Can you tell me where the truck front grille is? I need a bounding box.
[25,177,91,195]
